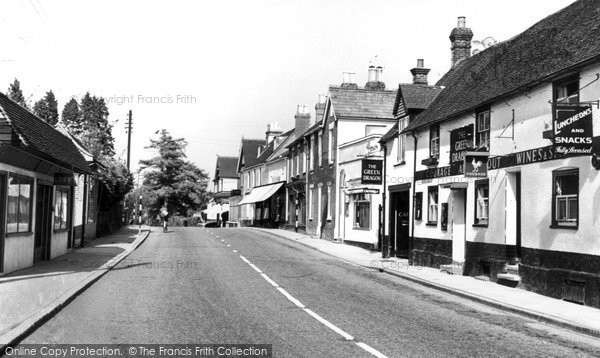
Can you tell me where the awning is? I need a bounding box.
[238,182,284,205]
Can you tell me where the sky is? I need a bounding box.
[0,0,577,179]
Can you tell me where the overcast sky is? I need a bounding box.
[0,0,576,178]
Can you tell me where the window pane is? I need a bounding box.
[557,198,567,221]
[54,189,63,230]
[18,181,31,232]
[568,197,577,221]
[61,190,68,229]
[7,177,20,233]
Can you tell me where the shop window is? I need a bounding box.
[474,180,489,226]
[552,169,578,227]
[476,109,490,150]
[414,192,423,220]
[427,186,438,224]
[429,125,440,159]
[397,117,408,163]
[7,175,33,234]
[54,187,70,231]
[554,75,580,105]
[354,194,370,229]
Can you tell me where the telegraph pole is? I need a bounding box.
[126,110,132,171]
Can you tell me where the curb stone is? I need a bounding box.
[0,229,152,352]
[250,227,600,339]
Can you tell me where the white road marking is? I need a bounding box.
[303,308,353,341]
[355,342,388,358]
[226,244,231,247]
[235,253,387,357]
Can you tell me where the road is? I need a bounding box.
[20,227,600,357]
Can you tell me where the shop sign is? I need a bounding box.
[450,124,474,164]
[361,159,383,185]
[54,173,76,186]
[553,106,593,155]
[464,151,489,178]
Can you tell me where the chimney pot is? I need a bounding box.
[417,59,424,68]
[457,16,466,28]
[410,58,430,85]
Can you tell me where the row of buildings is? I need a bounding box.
[0,92,104,275]
[212,0,600,308]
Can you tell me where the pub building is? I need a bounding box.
[401,3,600,308]
[0,92,91,275]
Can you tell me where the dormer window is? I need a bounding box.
[476,109,490,151]
[554,75,579,105]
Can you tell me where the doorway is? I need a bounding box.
[389,189,410,258]
[34,184,52,262]
[451,188,467,263]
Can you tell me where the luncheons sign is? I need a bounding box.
[361,159,383,185]
[553,106,593,154]
[464,151,488,178]
[450,124,474,164]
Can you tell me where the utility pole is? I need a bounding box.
[126,110,132,171]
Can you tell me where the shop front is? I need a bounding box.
[238,182,285,228]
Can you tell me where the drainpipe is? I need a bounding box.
[381,143,388,258]
[410,131,418,266]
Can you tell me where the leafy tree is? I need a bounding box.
[79,92,114,157]
[61,98,82,135]
[99,157,134,210]
[7,78,28,108]
[33,90,59,125]
[139,130,209,218]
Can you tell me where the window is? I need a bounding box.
[328,125,334,164]
[309,136,315,171]
[308,187,314,220]
[430,125,440,159]
[7,175,33,234]
[427,186,438,224]
[552,169,578,227]
[54,187,70,231]
[414,192,423,220]
[318,133,323,167]
[300,147,305,174]
[354,194,370,229]
[327,184,332,220]
[476,109,490,150]
[397,117,408,163]
[554,75,580,105]
[474,180,489,226]
[365,125,386,136]
[87,176,96,223]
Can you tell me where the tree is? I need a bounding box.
[61,98,82,135]
[7,78,27,108]
[79,92,114,157]
[139,130,209,218]
[33,90,59,125]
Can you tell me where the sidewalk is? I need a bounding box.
[0,226,151,349]
[250,227,600,338]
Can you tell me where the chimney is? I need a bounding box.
[266,122,283,144]
[410,59,430,85]
[365,65,385,91]
[341,71,358,90]
[450,16,474,68]
[315,94,326,122]
[294,105,311,135]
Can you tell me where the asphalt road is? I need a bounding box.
[20,227,600,357]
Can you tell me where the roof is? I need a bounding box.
[405,0,600,132]
[0,92,90,173]
[329,86,396,119]
[268,128,296,160]
[238,138,266,171]
[214,156,239,180]
[380,123,398,143]
[394,84,444,114]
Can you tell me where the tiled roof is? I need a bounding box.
[398,84,444,111]
[239,138,266,170]
[329,86,396,119]
[405,0,600,132]
[214,156,239,179]
[380,123,398,143]
[0,92,90,173]
[268,128,296,160]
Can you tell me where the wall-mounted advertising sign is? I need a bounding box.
[464,152,489,178]
[450,124,474,164]
[553,106,593,155]
[54,173,76,186]
[361,159,383,185]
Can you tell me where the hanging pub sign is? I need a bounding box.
[464,151,489,178]
[361,159,383,185]
[553,105,593,155]
[450,124,474,164]
[54,173,77,186]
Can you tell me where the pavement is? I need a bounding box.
[249,227,600,339]
[0,226,150,350]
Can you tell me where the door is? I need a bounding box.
[390,191,410,258]
[451,188,467,263]
[34,185,52,262]
[516,172,522,259]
